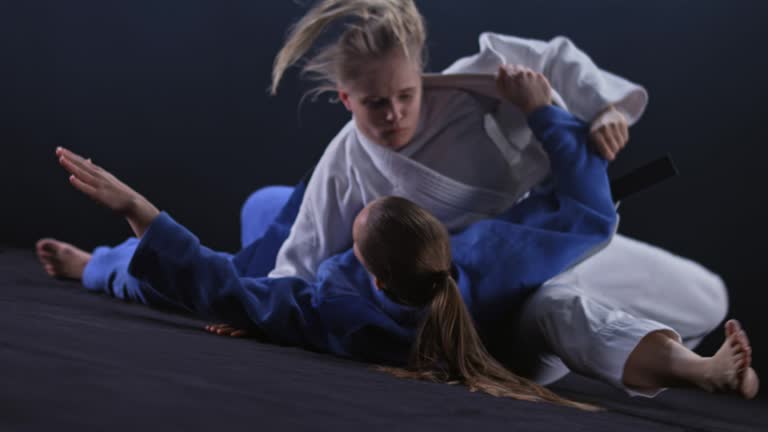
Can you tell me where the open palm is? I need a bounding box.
[56,146,159,237]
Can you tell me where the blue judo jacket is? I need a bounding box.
[126,106,618,365]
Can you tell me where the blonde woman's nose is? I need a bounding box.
[386,102,405,123]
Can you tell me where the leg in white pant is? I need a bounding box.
[512,234,729,396]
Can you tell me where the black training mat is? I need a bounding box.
[1,247,765,432]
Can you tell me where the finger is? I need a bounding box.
[594,134,615,160]
[59,155,98,186]
[57,147,90,167]
[69,174,100,199]
[616,122,629,145]
[230,330,248,338]
[57,146,87,162]
[216,326,235,335]
[606,128,623,155]
[59,148,100,178]
[599,126,620,154]
[514,65,534,74]
[495,67,508,91]
[610,123,627,150]
[504,64,522,75]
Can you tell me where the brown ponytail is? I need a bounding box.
[392,275,598,410]
[357,196,599,411]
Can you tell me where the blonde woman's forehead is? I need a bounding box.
[344,52,422,96]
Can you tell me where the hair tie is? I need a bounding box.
[431,270,451,288]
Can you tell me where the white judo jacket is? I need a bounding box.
[269,33,648,281]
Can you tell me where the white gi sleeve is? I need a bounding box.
[268,144,362,281]
[443,32,649,125]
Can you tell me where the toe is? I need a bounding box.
[39,239,60,254]
[725,319,740,337]
[741,368,760,399]
[740,329,751,348]
[36,238,51,250]
[735,353,748,370]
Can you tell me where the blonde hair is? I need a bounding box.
[357,196,600,411]
[271,0,427,99]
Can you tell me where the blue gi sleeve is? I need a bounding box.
[127,212,327,349]
[527,104,616,219]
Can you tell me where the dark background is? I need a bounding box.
[1,1,766,372]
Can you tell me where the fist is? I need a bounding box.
[590,106,629,161]
[496,64,552,115]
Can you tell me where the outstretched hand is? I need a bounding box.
[496,64,553,115]
[204,323,252,338]
[589,106,629,161]
[56,146,160,237]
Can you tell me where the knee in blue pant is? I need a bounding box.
[240,185,293,248]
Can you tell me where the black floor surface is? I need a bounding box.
[1,247,765,432]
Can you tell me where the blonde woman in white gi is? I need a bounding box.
[260,0,757,398]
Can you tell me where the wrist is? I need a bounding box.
[127,196,160,238]
[523,101,551,116]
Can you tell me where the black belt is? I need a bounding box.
[610,154,678,203]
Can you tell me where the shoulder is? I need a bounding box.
[307,122,359,191]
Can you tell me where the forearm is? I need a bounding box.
[126,195,160,238]
[128,212,322,344]
[527,105,615,217]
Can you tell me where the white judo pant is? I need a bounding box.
[511,234,729,396]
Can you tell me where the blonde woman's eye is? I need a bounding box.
[367,99,388,108]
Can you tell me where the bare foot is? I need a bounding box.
[701,319,759,399]
[35,238,91,280]
[204,323,251,338]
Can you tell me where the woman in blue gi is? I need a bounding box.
[38,61,757,401]
[40,76,757,407]
[39,0,758,399]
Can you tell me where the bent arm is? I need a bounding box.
[526,105,616,219]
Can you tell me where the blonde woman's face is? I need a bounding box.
[338,49,422,151]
